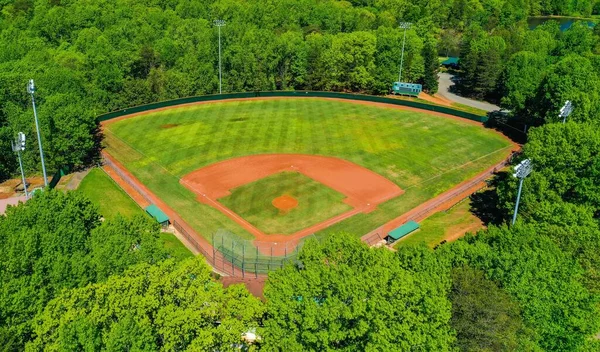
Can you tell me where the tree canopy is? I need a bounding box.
[0,190,170,349]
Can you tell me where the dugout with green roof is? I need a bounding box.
[388,221,420,242]
[145,204,169,226]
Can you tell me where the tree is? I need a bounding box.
[498,51,547,116]
[421,37,439,93]
[262,234,455,351]
[449,265,532,351]
[535,54,600,123]
[26,258,264,351]
[0,190,170,349]
[443,225,599,351]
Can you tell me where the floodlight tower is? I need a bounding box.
[214,19,226,94]
[11,132,28,198]
[559,100,573,124]
[398,22,412,82]
[511,159,533,225]
[27,79,48,187]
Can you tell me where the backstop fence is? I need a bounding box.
[172,220,315,278]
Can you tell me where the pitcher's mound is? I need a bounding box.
[272,195,298,212]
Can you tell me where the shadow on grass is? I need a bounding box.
[469,172,511,226]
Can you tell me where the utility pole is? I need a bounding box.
[214,20,226,94]
[511,159,533,226]
[398,22,412,82]
[27,79,48,187]
[11,132,28,198]
[559,100,573,124]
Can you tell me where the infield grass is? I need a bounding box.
[103,98,511,244]
[219,171,351,234]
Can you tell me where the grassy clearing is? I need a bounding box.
[104,98,511,243]
[77,168,141,220]
[450,102,489,116]
[394,200,483,248]
[220,171,351,234]
[160,233,194,261]
[78,168,193,260]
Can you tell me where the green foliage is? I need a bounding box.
[0,190,169,348]
[262,234,455,351]
[444,225,599,350]
[449,265,534,351]
[421,37,439,93]
[26,258,264,351]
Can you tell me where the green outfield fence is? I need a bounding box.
[97,91,488,123]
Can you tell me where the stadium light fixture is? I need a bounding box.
[27,79,48,187]
[559,100,573,124]
[398,22,412,82]
[511,158,533,225]
[214,20,226,94]
[11,132,28,198]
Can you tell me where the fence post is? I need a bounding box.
[242,243,245,278]
[232,241,235,276]
[212,232,216,265]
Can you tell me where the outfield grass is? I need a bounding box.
[219,171,351,234]
[104,98,511,243]
[78,168,141,220]
[394,200,483,248]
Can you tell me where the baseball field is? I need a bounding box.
[102,97,512,247]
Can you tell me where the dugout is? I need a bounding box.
[145,204,170,228]
[386,221,420,244]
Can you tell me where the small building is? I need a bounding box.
[145,204,170,228]
[391,82,422,96]
[441,57,460,68]
[386,220,420,244]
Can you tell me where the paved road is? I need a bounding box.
[437,72,500,112]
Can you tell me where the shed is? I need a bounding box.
[387,221,420,243]
[145,204,170,227]
[441,57,459,67]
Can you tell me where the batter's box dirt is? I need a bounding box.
[180,154,404,248]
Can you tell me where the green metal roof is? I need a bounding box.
[388,221,420,240]
[441,57,459,66]
[145,204,169,224]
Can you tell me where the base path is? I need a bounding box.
[181,154,404,252]
[361,152,517,246]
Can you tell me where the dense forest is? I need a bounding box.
[0,0,599,180]
[1,0,600,350]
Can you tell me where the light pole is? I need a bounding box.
[11,132,28,198]
[214,19,226,94]
[559,100,573,124]
[27,79,48,187]
[511,159,533,226]
[398,22,412,82]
